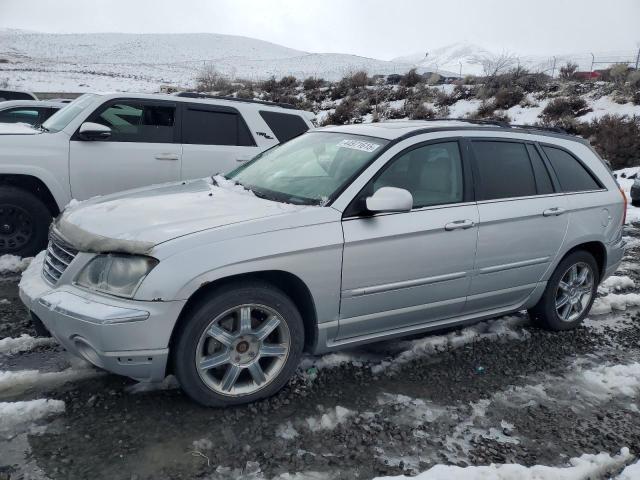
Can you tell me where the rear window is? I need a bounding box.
[259,110,309,143]
[472,141,537,200]
[183,107,255,146]
[541,146,601,192]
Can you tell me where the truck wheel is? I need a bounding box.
[632,199,640,208]
[173,281,304,407]
[0,186,52,257]
[528,250,599,331]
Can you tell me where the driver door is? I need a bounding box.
[338,140,479,340]
[69,99,182,200]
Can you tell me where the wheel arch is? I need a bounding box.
[0,173,62,217]
[167,270,319,372]
[558,241,607,281]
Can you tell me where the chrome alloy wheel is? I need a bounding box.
[555,262,594,322]
[195,304,291,397]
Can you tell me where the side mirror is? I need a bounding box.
[78,122,111,141]
[365,187,413,214]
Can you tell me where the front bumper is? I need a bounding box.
[19,254,186,382]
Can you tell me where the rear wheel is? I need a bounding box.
[173,282,304,407]
[0,186,52,257]
[528,250,599,330]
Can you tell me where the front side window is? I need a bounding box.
[90,101,176,143]
[472,141,536,200]
[373,142,464,208]
[542,146,601,192]
[228,132,388,205]
[183,107,254,146]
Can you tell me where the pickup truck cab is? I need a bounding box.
[0,92,314,256]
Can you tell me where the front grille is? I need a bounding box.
[42,233,78,285]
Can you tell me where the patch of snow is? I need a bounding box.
[591,293,640,315]
[305,406,354,431]
[448,99,482,118]
[276,421,299,440]
[373,448,632,480]
[616,459,640,480]
[0,367,99,397]
[377,393,446,426]
[192,437,214,451]
[125,375,179,394]
[0,254,32,274]
[599,275,635,293]
[577,362,640,400]
[0,334,57,355]
[581,96,640,122]
[0,399,65,438]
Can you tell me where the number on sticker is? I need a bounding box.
[337,139,381,153]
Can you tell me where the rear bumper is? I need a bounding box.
[603,236,625,281]
[19,254,185,382]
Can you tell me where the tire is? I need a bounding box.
[528,250,599,331]
[0,186,52,257]
[173,281,304,407]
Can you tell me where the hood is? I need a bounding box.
[56,178,304,254]
[0,123,41,135]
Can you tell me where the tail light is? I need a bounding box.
[620,187,627,225]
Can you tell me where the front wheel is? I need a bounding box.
[173,282,304,407]
[528,251,599,330]
[0,186,52,257]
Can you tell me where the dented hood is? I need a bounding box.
[55,178,304,254]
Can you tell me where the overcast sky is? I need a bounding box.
[0,0,638,60]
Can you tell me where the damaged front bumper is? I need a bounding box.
[19,253,185,382]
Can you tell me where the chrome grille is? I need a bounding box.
[42,233,78,285]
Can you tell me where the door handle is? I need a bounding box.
[444,219,475,231]
[154,153,179,161]
[543,207,566,217]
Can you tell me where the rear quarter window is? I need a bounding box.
[259,110,309,143]
[541,146,601,192]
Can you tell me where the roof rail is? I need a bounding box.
[425,117,571,135]
[173,92,297,110]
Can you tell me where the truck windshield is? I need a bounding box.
[41,94,98,133]
[227,131,388,205]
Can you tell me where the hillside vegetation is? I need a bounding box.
[195,65,640,169]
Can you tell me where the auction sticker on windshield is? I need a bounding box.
[336,139,381,153]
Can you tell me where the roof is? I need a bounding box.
[0,100,67,109]
[318,119,587,144]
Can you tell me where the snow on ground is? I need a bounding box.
[0,366,99,397]
[0,254,32,274]
[599,275,635,293]
[581,96,640,122]
[373,448,633,480]
[616,167,640,223]
[0,334,56,355]
[304,405,354,431]
[0,399,65,437]
[616,459,640,480]
[591,293,640,315]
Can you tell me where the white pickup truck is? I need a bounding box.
[0,92,314,256]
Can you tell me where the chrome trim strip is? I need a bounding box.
[342,271,467,298]
[478,257,550,274]
[38,294,150,325]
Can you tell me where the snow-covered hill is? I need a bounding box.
[0,30,418,92]
[393,42,491,76]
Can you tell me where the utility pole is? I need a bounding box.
[636,47,640,70]
[551,56,557,78]
[459,61,463,79]
[590,53,595,75]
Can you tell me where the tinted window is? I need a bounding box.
[0,108,41,125]
[374,142,463,208]
[90,102,176,143]
[0,90,36,101]
[527,145,554,194]
[183,108,255,146]
[259,110,309,143]
[473,141,536,200]
[542,146,600,192]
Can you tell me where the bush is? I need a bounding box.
[386,74,403,85]
[323,98,358,125]
[407,102,436,120]
[349,70,370,89]
[400,68,422,87]
[471,101,497,119]
[279,75,299,89]
[195,64,231,92]
[303,77,324,90]
[577,115,640,169]
[609,64,629,85]
[541,96,591,121]
[493,87,525,109]
[559,62,578,80]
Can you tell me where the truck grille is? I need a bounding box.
[42,233,78,285]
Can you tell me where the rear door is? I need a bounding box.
[180,103,261,178]
[467,139,568,313]
[69,99,181,199]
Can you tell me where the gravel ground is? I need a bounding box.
[1,225,639,480]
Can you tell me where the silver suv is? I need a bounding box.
[19,120,626,406]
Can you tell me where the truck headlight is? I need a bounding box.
[75,254,158,298]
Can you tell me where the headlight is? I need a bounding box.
[75,254,158,298]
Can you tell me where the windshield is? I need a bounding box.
[228,132,388,205]
[41,93,98,132]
